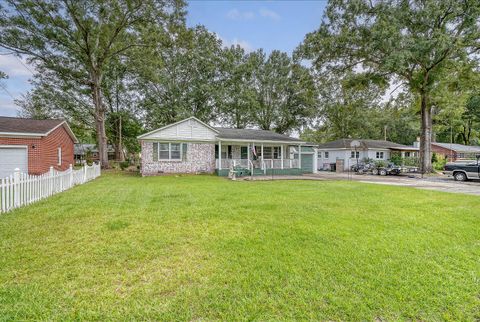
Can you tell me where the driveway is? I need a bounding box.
[306,172,480,196]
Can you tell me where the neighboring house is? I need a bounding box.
[137,117,317,176]
[74,143,115,164]
[317,139,418,171]
[430,142,480,162]
[0,116,77,177]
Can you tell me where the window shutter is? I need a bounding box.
[153,142,158,161]
[182,143,188,161]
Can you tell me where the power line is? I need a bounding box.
[0,83,16,100]
[12,55,35,75]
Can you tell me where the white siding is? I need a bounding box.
[317,149,349,170]
[140,118,217,141]
[317,149,392,170]
[368,149,390,161]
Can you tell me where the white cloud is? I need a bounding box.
[216,34,254,53]
[226,8,255,20]
[0,54,34,78]
[259,8,281,21]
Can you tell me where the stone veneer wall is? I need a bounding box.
[141,141,216,176]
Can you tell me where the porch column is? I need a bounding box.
[401,151,405,166]
[261,144,264,168]
[298,144,302,169]
[281,145,284,169]
[219,141,222,170]
[247,143,250,171]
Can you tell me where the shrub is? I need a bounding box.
[119,161,130,170]
[433,155,447,171]
[389,154,403,165]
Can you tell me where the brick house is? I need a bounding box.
[138,117,316,177]
[430,142,480,162]
[0,117,77,177]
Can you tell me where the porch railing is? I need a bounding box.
[216,159,300,171]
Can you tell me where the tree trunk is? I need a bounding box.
[116,115,125,161]
[91,72,109,169]
[419,92,433,173]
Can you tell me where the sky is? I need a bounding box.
[0,0,326,117]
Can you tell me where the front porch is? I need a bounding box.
[214,141,304,177]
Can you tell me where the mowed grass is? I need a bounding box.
[0,172,479,321]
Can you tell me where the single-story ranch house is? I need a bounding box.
[0,116,77,178]
[429,142,480,162]
[317,139,418,171]
[138,117,317,176]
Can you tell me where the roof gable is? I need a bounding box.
[138,117,219,141]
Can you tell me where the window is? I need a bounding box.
[159,143,169,159]
[241,146,248,159]
[273,146,281,159]
[154,142,183,161]
[170,143,181,160]
[405,152,411,157]
[376,151,384,159]
[351,151,359,158]
[317,151,322,158]
[57,147,62,165]
[324,151,329,159]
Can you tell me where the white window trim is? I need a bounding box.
[157,142,183,161]
[375,151,384,159]
[57,147,62,165]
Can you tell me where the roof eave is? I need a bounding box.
[217,138,306,144]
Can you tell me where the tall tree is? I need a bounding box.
[0,0,182,167]
[134,25,222,130]
[217,45,256,128]
[249,49,317,134]
[302,72,388,142]
[297,0,480,173]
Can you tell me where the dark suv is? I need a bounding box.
[443,155,480,181]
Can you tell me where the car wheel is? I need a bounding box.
[372,169,379,175]
[453,172,467,182]
[379,169,387,176]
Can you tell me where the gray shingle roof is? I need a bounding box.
[432,142,480,153]
[215,127,303,142]
[0,116,64,134]
[317,139,417,150]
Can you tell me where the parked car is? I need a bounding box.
[443,157,480,181]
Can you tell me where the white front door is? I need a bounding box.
[0,146,28,178]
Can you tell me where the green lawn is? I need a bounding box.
[0,172,479,321]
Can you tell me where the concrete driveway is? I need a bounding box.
[306,171,480,196]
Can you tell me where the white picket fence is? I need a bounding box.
[0,163,101,214]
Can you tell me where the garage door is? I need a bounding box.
[0,147,28,178]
